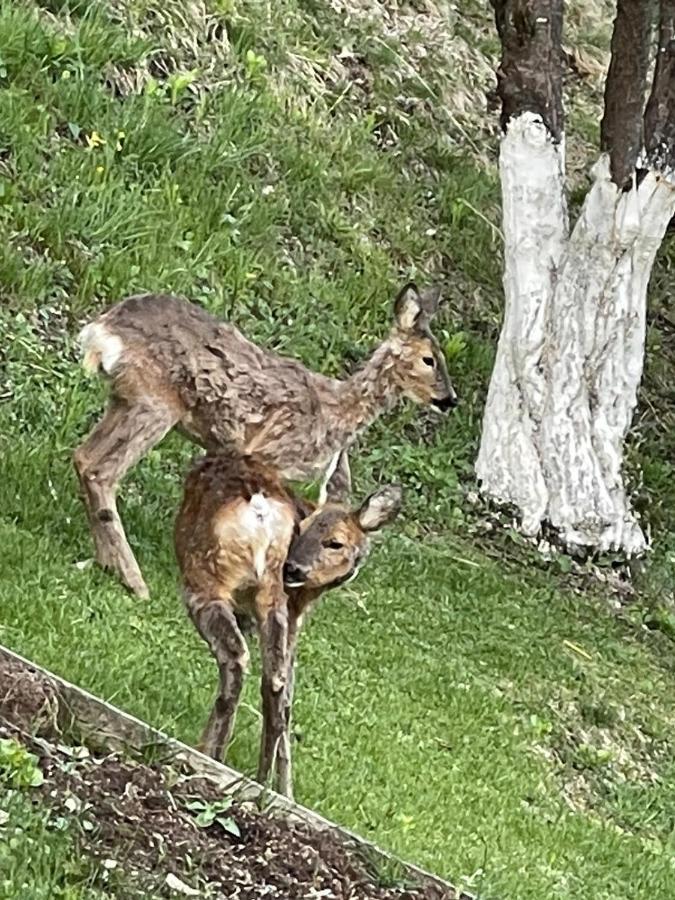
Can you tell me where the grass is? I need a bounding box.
[0,739,104,898]
[0,788,109,899]
[1,1,675,898]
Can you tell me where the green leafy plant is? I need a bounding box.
[528,714,554,739]
[0,739,44,788]
[444,331,468,361]
[645,606,675,641]
[167,69,199,105]
[574,743,616,770]
[244,49,266,80]
[184,796,240,838]
[144,69,199,106]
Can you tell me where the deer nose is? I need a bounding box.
[432,393,458,413]
[283,562,308,586]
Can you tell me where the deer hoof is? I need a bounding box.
[130,580,150,600]
[122,572,150,600]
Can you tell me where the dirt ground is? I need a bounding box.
[0,654,465,899]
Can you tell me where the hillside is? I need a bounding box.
[1,1,675,898]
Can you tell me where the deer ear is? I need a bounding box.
[357,484,402,532]
[393,283,423,331]
[319,451,351,505]
[419,285,442,317]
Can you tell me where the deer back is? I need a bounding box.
[174,454,300,603]
[81,284,456,481]
[86,294,339,472]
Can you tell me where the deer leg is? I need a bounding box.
[275,611,302,799]
[256,582,289,790]
[186,594,249,761]
[74,398,178,598]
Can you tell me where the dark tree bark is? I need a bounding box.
[491,0,564,140]
[601,0,655,188]
[645,0,675,170]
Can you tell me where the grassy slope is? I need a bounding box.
[1,1,675,898]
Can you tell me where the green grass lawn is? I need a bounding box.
[2,2,675,898]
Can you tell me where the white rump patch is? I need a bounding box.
[237,493,291,579]
[79,322,124,375]
[248,492,269,521]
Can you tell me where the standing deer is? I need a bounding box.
[174,451,401,798]
[75,283,455,598]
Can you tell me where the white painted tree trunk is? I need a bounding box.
[476,113,567,535]
[476,113,675,554]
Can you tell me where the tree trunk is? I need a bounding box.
[476,111,567,536]
[536,159,675,553]
[477,0,675,555]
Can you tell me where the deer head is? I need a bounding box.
[390,283,457,413]
[283,479,402,590]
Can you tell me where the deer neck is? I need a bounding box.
[330,339,400,444]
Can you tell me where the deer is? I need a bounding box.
[174,450,401,799]
[75,282,456,598]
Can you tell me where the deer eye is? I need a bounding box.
[423,355,435,367]
[323,539,344,550]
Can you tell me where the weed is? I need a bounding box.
[0,740,44,789]
[184,796,241,838]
